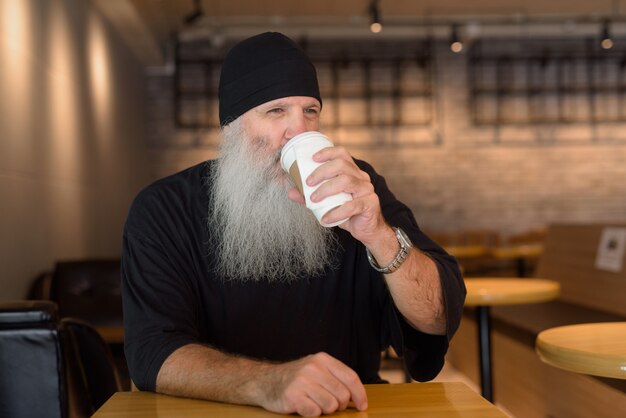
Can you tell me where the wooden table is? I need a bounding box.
[93,383,506,417]
[445,245,489,259]
[95,325,125,344]
[536,322,626,379]
[489,243,544,277]
[464,278,560,401]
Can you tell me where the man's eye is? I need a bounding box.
[268,108,283,114]
[305,108,319,115]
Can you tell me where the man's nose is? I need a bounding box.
[285,112,309,140]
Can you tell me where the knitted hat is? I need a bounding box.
[218,32,322,126]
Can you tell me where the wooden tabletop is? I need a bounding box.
[445,245,490,258]
[464,278,560,306]
[93,383,506,417]
[489,243,544,260]
[95,325,124,344]
[536,322,626,379]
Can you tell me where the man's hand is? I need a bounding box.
[286,146,388,247]
[259,352,368,417]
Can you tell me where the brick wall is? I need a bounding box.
[144,39,626,238]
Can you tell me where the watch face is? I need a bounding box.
[396,227,413,248]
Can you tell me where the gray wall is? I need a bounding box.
[0,0,150,300]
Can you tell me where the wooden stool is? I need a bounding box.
[536,322,626,379]
[464,278,560,401]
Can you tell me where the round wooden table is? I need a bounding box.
[464,278,560,401]
[489,243,544,277]
[95,325,124,344]
[445,245,489,259]
[536,322,626,379]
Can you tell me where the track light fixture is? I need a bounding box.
[601,19,614,49]
[369,0,382,33]
[184,0,204,25]
[450,24,463,53]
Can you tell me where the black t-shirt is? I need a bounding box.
[121,159,465,391]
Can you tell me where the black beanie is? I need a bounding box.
[218,32,322,126]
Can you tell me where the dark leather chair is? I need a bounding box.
[61,318,121,411]
[50,259,122,327]
[30,259,130,391]
[0,301,66,418]
[0,301,121,418]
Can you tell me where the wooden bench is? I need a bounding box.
[447,223,626,417]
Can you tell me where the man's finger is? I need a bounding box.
[304,384,341,415]
[295,395,322,417]
[324,358,368,411]
[316,376,351,411]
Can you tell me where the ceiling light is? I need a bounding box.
[370,0,382,33]
[601,19,614,50]
[450,24,463,53]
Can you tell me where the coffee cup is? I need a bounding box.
[280,131,352,227]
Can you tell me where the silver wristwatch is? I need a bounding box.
[366,227,413,274]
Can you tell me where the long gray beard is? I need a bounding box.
[207,119,336,283]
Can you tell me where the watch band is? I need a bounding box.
[366,227,413,274]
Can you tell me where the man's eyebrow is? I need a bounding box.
[254,101,285,112]
[260,101,287,109]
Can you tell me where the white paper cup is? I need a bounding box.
[280,131,352,227]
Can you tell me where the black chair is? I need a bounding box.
[48,259,129,390]
[61,318,121,411]
[0,301,66,418]
[0,301,121,418]
[50,259,122,327]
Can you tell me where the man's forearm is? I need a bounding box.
[384,249,446,335]
[366,226,446,335]
[156,343,270,406]
[155,343,369,416]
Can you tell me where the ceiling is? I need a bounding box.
[95,0,626,66]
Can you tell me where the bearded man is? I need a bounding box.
[122,32,465,417]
